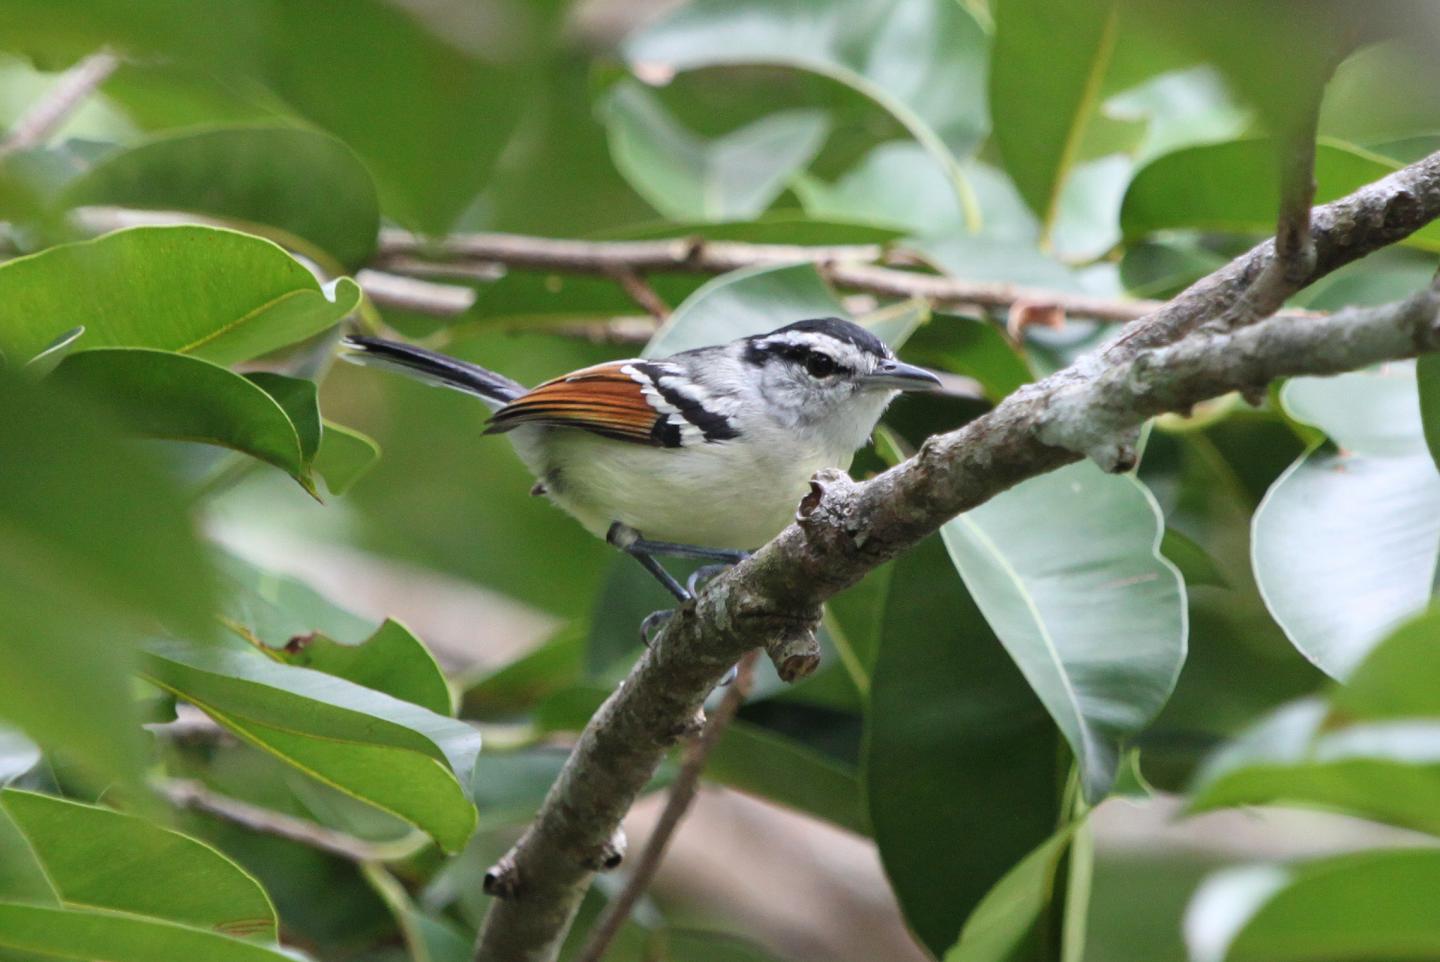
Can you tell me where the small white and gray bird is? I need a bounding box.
[341,318,939,601]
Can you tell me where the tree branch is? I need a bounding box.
[469,150,1440,962]
[377,237,1164,323]
[160,779,420,864]
[572,650,761,962]
[0,50,120,158]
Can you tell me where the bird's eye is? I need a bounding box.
[805,352,837,377]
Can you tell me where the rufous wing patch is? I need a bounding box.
[485,361,664,445]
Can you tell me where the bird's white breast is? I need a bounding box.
[508,425,849,550]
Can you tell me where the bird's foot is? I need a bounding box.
[685,563,733,597]
[639,609,675,648]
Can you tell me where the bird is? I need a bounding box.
[340,317,940,605]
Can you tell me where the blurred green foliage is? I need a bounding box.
[2,2,1440,961]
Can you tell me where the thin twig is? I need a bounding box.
[160,779,421,863]
[0,50,120,157]
[609,268,671,321]
[573,651,761,962]
[1221,96,1324,327]
[378,242,1164,324]
[354,268,478,316]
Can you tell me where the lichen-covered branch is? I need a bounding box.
[471,150,1440,962]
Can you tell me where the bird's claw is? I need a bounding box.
[685,563,732,597]
[639,609,675,648]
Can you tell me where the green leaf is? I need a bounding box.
[944,823,1080,962]
[0,0,562,234]
[794,144,1039,241]
[313,420,381,496]
[23,324,85,377]
[277,619,453,717]
[604,81,829,222]
[1420,354,1440,472]
[142,638,479,852]
[624,0,991,228]
[904,315,1034,402]
[645,262,925,358]
[865,537,1066,957]
[706,721,867,835]
[50,348,313,489]
[1160,527,1230,589]
[1335,608,1440,718]
[1252,366,1440,678]
[1188,698,1440,836]
[459,626,584,720]
[217,551,375,648]
[0,225,361,366]
[1189,610,1440,834]
[0,903,307,962]
[989,0,1119,234]
[1185,850,1440,962]
[1122,138,1440,251]
[63,125,380,268]
[0,373,216,788]
[0,789,277,940]
[941,461,1187,801]
[469,748,570,831]
[245,373,321,463]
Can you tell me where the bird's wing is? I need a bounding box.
[486,360,740,448]
[486,360,674,446]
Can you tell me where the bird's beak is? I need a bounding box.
[864,358,942,392]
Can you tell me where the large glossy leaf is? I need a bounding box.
[942,460,1187,801]
[277,619,453,717]
[645,262,927,357]
[0,904,308,962]
[51,348,315,490]
[1335,608,1440,718]
[0,789,276,939]
[0,225,361,366]
[604,80,828,223]
[1420,353,1440,472]
[623,0,990,225]
[793,143,1039,242]
[1189,611,1440,833]
[1185,850,1440,962]
[0,374,216,787]
[0,0,560,234]
[1122,138,1440,251]
[1188,698,1440,835]
[142,637,479,852]
[989,0,1119,233]
[865,537,1066,958]
[63,125,380,268]
[706,721,867,835]
[944,823,1081,962]
[313,420,381,496]
[1252,366,1440,678]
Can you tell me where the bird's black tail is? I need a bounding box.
[340,335,526,406]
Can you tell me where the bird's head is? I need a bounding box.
[734,317,940,448]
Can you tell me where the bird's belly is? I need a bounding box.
[532,431,846,550]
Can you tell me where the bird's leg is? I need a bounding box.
[607,524,747,686]
[606,523,752,603]
[607,522,693,603]
[622,537,751,566]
